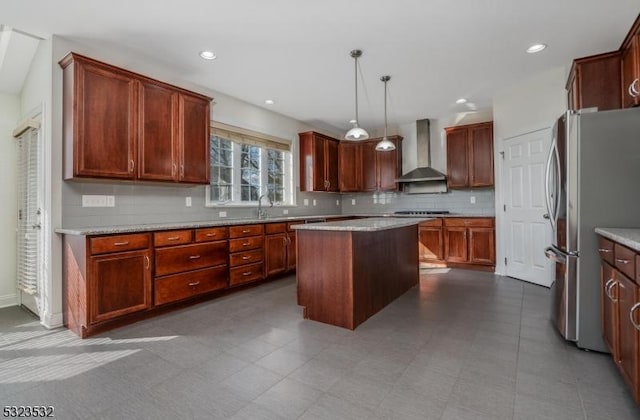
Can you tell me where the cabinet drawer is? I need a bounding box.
[265,223,287,234]
[155,241,227,276]
[195,227,228,242]
[229,224,264,238]
[90,233,150,255]
[598,237,615,265]
[230,262,263,286]
[614,244,636,280]
[288,221,304,232]
[154,230,192,247]
[444,217,494,227]
[229,236,264,252]
[154,266,228,306]
[419,218,443,228]
[230,249,264,267]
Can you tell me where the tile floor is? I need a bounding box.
[1,269,639,419]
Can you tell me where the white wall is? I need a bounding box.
[0,93,20,308]
[492,65,569,275]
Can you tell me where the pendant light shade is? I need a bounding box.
[376,75,396,152]
[345,50,369,141]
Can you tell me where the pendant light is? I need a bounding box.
[376,75,396,151]
[345,50,369,140]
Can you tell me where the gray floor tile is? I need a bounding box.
[513,393,584,420]
[253,377,323,419]
[219,364,284,401]
[327,372,393,410]
[299,394,379,420]
[255,347,311,376]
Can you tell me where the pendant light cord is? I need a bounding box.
[354,54,359,124]
[383,77,388,138]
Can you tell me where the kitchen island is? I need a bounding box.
[293,217,424,329]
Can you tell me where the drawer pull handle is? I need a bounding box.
[189,255,201,260]
[242,271,252,276]
[242,242,250,246]
[113,241,129,246]
[615,258,630,265]
[631,303,640,331]
[206,233,216,237]
[188,281,201,287]
[242,229,251,233]
[242,256,251,260]
[598,248,612,253]
[144,255,150,270]
[167,236,180,241]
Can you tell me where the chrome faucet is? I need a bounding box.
[257,192,273,219]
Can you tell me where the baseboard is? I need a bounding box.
[41,311,63,329]
[0,293,18,309]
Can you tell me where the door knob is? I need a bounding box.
[543,213,550,219]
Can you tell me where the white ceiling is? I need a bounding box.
[2,1,639,133]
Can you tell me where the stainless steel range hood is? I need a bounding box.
[396,119,448,193]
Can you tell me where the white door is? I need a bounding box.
[502,128,553,286]
[15,122,43,316]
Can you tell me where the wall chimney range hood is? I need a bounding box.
[396,119,448,194]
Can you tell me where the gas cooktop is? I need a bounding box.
[393,210,450,215]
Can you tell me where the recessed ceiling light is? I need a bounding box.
[265,99,275,105]
[199,50,216,60]
[456,98,467,104]
[526,43,547,54]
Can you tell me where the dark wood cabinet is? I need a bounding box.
[299,131,340,192]
[60,52,211,184]
[566,51,622,111]
[338,142,362,191]
[622,32,640,108]
[445,122,493,189]
[359,136,402,192]
[418,219,444,263]
[597,234,640,404]
[265,223,287,277]
[229,224,264,286]
[443,218,495,270]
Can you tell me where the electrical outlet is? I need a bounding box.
[470,196,476,204]
[283,209,289,215]
[336,199,340,206]
[106,195,115,207]
[219,211,227,217]
[313,199,317,206]
[304,199,309,206]
[351,199,356,205]
[185,196,192,207]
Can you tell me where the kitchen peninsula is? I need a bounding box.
[294,217,423,329]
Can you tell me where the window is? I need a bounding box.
[207,122,292,206]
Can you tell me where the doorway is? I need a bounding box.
[501,128,554,286]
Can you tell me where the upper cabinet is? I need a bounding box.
[369,135,403,192]
[567,51,622,111]
[445,122,493,189]
[298,131,340,192]
[60,53,211,184]
[338,141,362,192]
[622,29,640,108]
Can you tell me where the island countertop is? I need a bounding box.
[292,217,429,232]
[595,227,640,252]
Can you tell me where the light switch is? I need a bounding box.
[470,196,476,204]
[219,211,227,217]
[185,196,192,207]
[351,199,356,205]
[283,209,289,215]
[313,199,317,206]
[304,199,309,206]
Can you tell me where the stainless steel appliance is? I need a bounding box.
[544,107,640,352]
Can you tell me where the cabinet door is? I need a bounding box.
[178,93,210,184]
[138,80,178,181]
[469,124,494,187]
[313,136,328,191]
[419,227,443,262]
[89,249,151,323]
[446,128,469,188]
[287,233,296,271]
[622,34,640,108]
[617,272,639,396]
[339,142,361,191]
[601,262,619,360]
[444,227,468,263]
[468,227,495,265]
[326,139,340,192]
[265,233,287,277]
[361,141,378,191]
[73,60,137,179]
[377,141,400,191]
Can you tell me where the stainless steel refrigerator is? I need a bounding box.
[544,107,640,352]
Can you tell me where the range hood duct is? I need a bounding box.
[396,119,448,193]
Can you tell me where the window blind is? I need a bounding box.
[15,126,41,295]
[211,121,291,152]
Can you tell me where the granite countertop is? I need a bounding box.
[348,213,495,218]
[55,214,346,236]
[292,217,429,232]
[595,228,640,252]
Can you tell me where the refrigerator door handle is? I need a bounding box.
[544,246,566,264]
[544,135,557,231]
[553,141,561,228]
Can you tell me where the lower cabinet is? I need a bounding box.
[419,217,495,270]
[265,222,299,277]
[598,235,640,404]
[229,224,264,286]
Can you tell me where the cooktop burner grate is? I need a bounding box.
[393,210,450,215]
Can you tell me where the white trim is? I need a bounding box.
[41,310,63,329]
[0,293,18,309]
